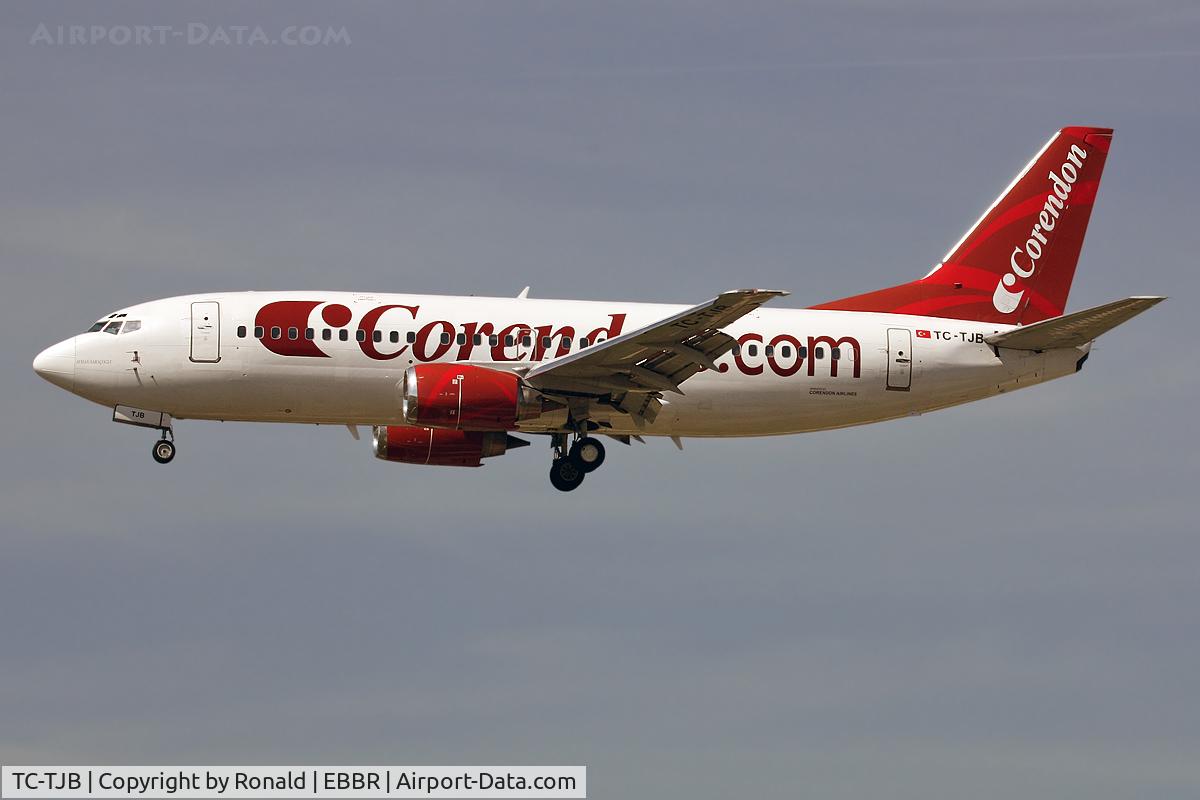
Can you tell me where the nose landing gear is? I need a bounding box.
[548,432,606,491]
[112,405,177,464]
[151,431,175,464]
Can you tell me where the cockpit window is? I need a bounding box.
[89,311,132,332]
[121,320,141,333]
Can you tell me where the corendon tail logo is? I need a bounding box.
[992,141,1088,314]
[253,300,861,379]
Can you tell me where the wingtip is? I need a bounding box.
[722,288,790,298]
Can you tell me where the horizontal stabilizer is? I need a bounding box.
[985,296,1165,351]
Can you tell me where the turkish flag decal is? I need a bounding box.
[916,330,931,338]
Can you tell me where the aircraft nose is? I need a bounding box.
[33,337,76,391]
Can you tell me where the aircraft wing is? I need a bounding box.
[524,289,788,424]
[985,296,1165,351]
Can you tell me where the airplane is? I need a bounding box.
[33,126,1163,491]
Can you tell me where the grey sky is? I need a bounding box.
[2,2,1198,798]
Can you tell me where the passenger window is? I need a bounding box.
[541,336,552,348]
[103,321,122,334]
[473,334,482,346]
[456,333,466,346]
[322,329,332,341]
[522,336,532,348]
[781,345,792,358]
[504,335,515,347]
[580,338,590,348]
[562,338,572,352]
[440,333,451,345]
[237,325,247,338]
[815,347,824,359]
[489,335,499,347]
[799,346,808,358]
[305,328,314,340]
[406,331,416,344]
[747,344,757,356]
[339,329,349,341]
[390,331,399,344]
[288,327,299,340]
[254,326,265,339]
[732,345,740,356]
[832,347,841,360]
[122,320,141,334]
[271,326,281,339]
[356,330,366,342]
[765,345,774,356]
[373,330,382,343]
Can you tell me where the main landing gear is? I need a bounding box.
[151,431,176,464]
[548,432,606,492]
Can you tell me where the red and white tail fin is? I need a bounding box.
[812,126,1113,325]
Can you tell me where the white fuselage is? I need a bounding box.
[36,291,1087,437]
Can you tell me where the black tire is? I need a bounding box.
[549,457,585,492]
[152,439,176,464]
[570,436,606,473]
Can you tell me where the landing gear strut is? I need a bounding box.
[151,430,175,464]
[548,431,607,491]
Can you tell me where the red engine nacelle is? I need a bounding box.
[401,363,548,430]
[372,424,527,467]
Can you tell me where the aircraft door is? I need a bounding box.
[886,328,911,391]
[190,301,221,363]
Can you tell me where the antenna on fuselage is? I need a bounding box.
[517,286,530,299]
